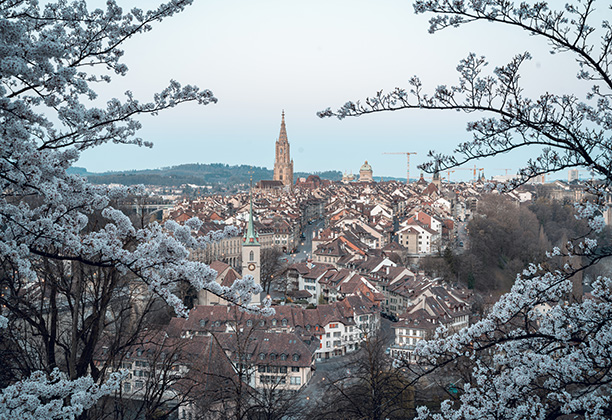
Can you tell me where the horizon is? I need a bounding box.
[75,0,600,183]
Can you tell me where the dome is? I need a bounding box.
[360,160,372,172]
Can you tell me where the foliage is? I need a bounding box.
[87,163,273,187]
[322,0,612,418]
[0,0,271,418]
[463,194,545,291]
[82,164,343,188]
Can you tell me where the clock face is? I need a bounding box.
[248,263,256,271]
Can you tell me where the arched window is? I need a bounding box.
[293,354,300,361]
[282,319,288,327]
[249,251,254,262]
[280,354,287,361]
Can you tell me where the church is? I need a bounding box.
[257,111,294,190]
[273,111,294,187]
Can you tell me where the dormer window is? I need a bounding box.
[293,354,300,361]
[199,319,207,327]
[280,354,287,361]
[282,319,288,327]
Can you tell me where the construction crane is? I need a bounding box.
[495,168,512,176]
[383,152,417,184]
[455,165,484,182]
[445,170,455,182]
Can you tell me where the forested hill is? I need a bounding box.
[69,164,343,186]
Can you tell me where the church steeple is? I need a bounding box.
[273,110,294,187]
[243,193,259,246]
[278,110,288,144]
[241,188,261,304]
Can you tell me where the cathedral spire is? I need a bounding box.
[273,110,293,187]
[278,110,288,144]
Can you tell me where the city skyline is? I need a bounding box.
[76,0,600,181]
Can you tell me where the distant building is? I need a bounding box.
[342,171,355,183]
[359,161,373,182]
[568,169,580,182]
[273,111,294,187]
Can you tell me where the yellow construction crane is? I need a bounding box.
[383,152,417,184]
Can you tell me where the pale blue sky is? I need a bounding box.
[78,0,594,181]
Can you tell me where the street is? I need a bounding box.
[288,218,325,264]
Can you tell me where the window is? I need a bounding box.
[259,353,265,360]
[293,354,300,361]
[280,366,287,373]
[290,376,301,385]
[246,319,253,327]
[123,382,131,393]
[134,381,143,390]
[199,319,206,327]
[249,251,254,261]
[272,319,277,326]
[326,342,331,348]
[280,353,287,361]
[260,320,265,327]
[282,319,288,327]
[329,323,338,328]
[270,353,276,361]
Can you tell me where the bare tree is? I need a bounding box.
[311,334,415,420]
[260,248,288,294]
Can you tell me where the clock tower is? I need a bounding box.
[241,194,261,304]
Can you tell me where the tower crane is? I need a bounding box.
[495,168,512,176]
[382,152,417,184]
[455,165,484,182]
[445,170,455,182]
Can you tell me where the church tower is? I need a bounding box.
[273,111,294,187]
[241,194,261,304]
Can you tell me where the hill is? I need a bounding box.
[73,164,344,187]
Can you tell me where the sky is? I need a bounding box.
[77,0,600,182]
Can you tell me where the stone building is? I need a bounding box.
[273,111,294,187]
[359,161,373,182]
